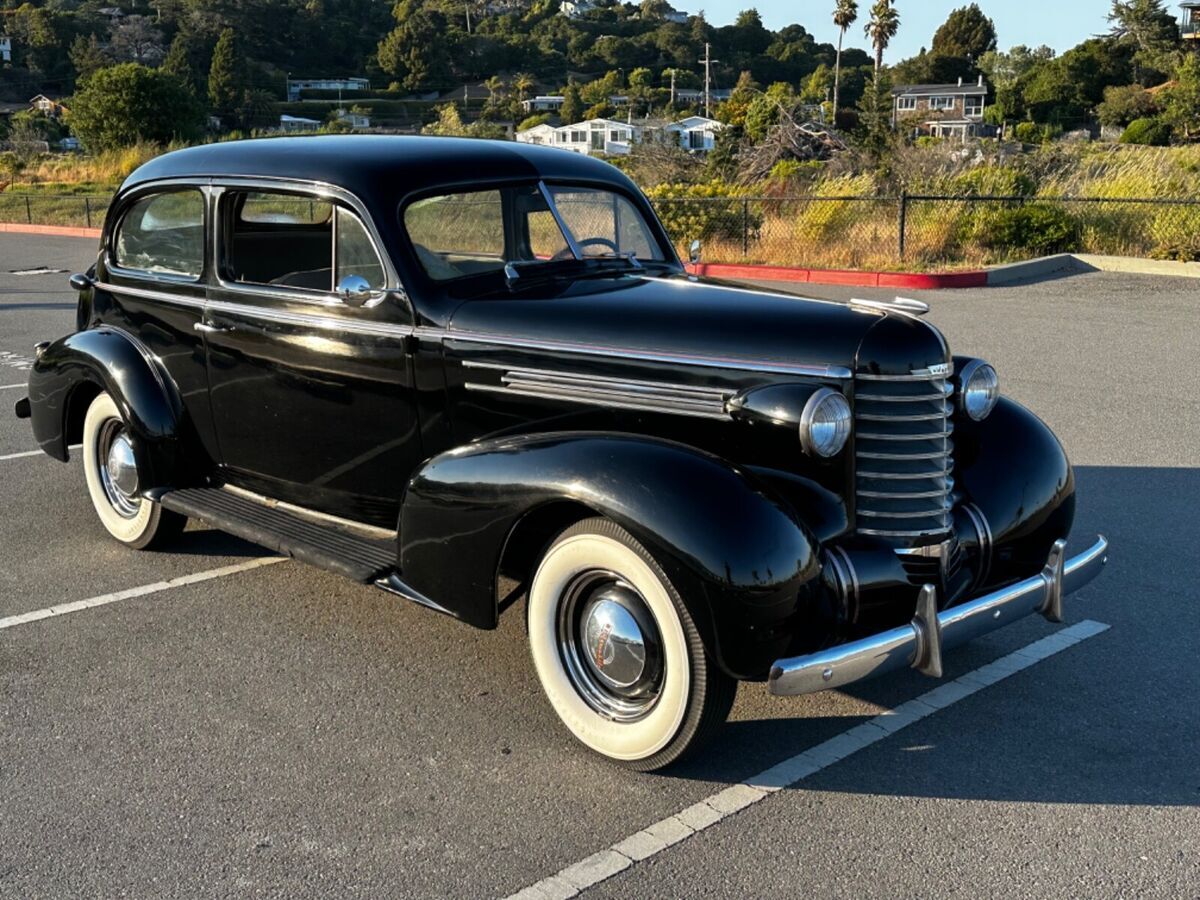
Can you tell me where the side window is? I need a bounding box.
[222,191,385,295]
[335,207,385,291]
[404,189,504,281]
[114,190,204,278]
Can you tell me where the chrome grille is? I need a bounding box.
[854,370,954,541]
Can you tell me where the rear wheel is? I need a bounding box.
[527,517,736,771]
[81,392,185,549]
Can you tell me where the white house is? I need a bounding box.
[521,95,565,114]
[666,115,723,151]
[286,77,370,102]
[336,108,371,129]
[0,36,11,63]
[560,0,596,18]
[515,122,558,145]
[516,118,643,156]
[29,95,67,118]
[279,115,322,133]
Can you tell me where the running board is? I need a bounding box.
[159,487,397,583]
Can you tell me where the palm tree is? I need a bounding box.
[865,0,900,75]
[484,75,506,108]
[832,0,858,114]
[513,72,536,104]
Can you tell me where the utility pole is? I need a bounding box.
[669,68,677,108]
[700,43,717,119]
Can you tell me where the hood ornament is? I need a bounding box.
[849,296,931,317]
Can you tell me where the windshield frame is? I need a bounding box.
[397,177,681,291]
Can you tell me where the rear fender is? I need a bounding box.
[399,432,823,679]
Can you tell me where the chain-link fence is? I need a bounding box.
[650,194,1200,270]
[3,192,1199,269]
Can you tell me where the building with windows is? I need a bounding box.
[1183,1,1200,39]
[892,76,991,140]
[515,116,723,155]
[286,77,370,102]
[664,115,724,151]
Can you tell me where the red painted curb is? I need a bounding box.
[0,223,101,239]
[687,261,989,290]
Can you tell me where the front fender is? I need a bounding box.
[955,397,1076,586]
[399,432,823,679]
[28,327,182,488]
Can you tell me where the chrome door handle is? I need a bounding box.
[194,322,232,334]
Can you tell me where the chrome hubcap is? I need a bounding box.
[557,571,663,722]
[97,420,140,518]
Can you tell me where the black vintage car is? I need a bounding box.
[18,136,1107,769]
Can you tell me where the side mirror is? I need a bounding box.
[69,272,94,292]
[689,239,702,264]
[336,274,373,308]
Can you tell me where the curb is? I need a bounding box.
[686,262,989,290]
[0,223,101,239]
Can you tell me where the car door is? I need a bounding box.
[98,185,220,464]
[201,183,421,529]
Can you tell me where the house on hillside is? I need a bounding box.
[1182,2,1200,39]
[0,36,11,63]
[279,114,322,133]
[515,122,558,145]
[29,95,67,119]
[892,76,992,140]
[335,108,370,129]
[521,95,565,114]
[665,116,724,151]
[560,0,596,18]
[515,118,643,155]
[286,77,370,102]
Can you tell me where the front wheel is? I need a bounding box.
[527,517,736,771]
[81,391,185,549]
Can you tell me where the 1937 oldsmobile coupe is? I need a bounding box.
[17,137,1108,770]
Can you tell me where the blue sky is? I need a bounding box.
[698,1,1123,62]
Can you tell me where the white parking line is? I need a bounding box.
[0,557,288,632]
[506,619,1111,900]
[0,443,81,463]
[0,383,25,390]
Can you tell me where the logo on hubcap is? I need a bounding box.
[593,622,614,669]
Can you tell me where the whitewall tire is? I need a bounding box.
[527,517,735,770]
[81,392,184,549]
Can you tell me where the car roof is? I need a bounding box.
[122,135,637,201]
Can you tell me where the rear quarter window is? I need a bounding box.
[113,190,204,278]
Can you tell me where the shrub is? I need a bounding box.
[645,180,759,245]
[1120,118,1173,146]
[1013,122,1041,144]
[951,164,1037,197]
[978,203,1079,255]
[517,113,552,132]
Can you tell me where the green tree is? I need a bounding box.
[378,0,455,91]
[857,67,894,158]
[513,71,537,103]
[69,34,110,86]
[832,0,858,113]
[422,103,471,135]
[1097,83,1159,126]
[560,80,583,123]
[67,63,204,151]
[208,28,246,124]
[864,0,900,73]
[1163,54,1200,138]
[931,4,997,62]
[1107,0,1179,81]
[161,32,200,94]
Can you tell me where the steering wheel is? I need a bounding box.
[551,237,620,261]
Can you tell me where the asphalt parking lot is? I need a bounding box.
[1,233,1197,898]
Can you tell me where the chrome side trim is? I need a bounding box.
[95,282,415,339]
[768,535,1109,696]
[432,327,853,379]
[464,362,734,420]
[538,181,584,260]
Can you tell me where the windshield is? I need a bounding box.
[403,182,671,282]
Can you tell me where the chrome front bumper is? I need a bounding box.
[768,536,1109,696]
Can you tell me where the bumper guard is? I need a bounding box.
[768,536,1109,696]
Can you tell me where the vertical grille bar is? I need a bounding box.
[854,371,955,543]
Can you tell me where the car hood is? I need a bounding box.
[445,274,949,379]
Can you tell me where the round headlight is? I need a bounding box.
[960,360,1000,421]
[800,388,852,457]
